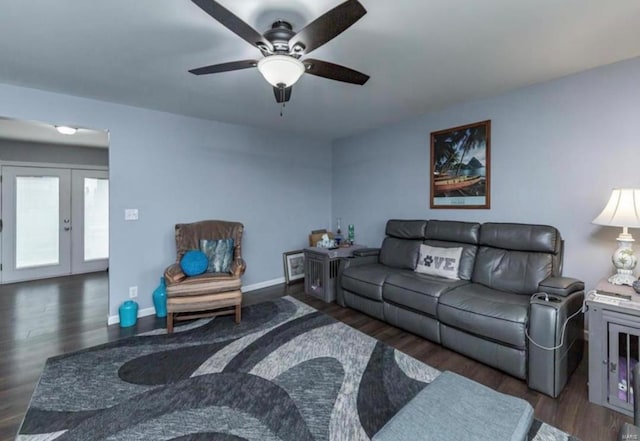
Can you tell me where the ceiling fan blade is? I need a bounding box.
[289,0,366,54]
[191,0,273,52]
[303,59,369,85]
[273,86,293,103]
[189,60,257,75]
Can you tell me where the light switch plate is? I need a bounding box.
[124,208,139,221]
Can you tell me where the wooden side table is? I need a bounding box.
[304,245,366,303]
[587,279,640,416]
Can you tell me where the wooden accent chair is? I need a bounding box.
[163,220,245,333]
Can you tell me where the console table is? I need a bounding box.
[304,245,365,303]
[587,279,639,416]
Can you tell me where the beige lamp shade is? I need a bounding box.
[592,188,640,229]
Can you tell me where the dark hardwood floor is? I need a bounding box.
[0,273,628,440]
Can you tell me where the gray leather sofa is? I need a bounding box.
[337,219,584,397]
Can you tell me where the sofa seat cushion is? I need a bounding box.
[383,272,469,317]
[342,264,403,301]
[438,283,530,348]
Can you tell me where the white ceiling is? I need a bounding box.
[0,0,639,140]
[0,117,109,148]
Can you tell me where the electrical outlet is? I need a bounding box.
[124,209,139,221]
[129,286,138,298]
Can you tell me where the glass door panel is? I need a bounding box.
[83,177,109,261]
[15,176,60,268]
[71,170,109,274]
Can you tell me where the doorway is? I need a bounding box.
[0,165,109,283]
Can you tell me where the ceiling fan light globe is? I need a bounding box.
[257,55,305,88]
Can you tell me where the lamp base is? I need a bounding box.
[608,270,637,286]
[609,235,637,286]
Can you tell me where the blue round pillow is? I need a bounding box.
[180,250,208,276]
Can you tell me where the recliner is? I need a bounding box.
[337,219,584,397]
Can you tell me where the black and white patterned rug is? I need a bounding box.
[18,296,578,440]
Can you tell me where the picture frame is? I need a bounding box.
[430,120,491,209]
[283,250,305,284]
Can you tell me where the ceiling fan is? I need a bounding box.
[189,0,370,105]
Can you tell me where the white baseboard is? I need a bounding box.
[107,277,286,325]
[242,277,285,293]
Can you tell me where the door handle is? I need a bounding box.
[64,226,71,231]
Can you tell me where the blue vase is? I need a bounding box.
[119,300,138,328]
[153,277,167,318]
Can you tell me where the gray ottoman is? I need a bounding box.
[373,371,534,441]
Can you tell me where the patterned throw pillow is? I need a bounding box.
[200,238,234,273]
[415,244,463,280]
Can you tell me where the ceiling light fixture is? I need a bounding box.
[56,125,78,135]
[257,55,305,88]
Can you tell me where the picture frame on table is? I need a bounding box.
[430,120,491,209]
[283,250,305,284]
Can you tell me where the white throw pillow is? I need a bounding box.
[415,244,463,280]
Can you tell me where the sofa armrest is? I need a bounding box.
[336,254,379,306]
[538,276,584,297]
[164,263,186,285]
[527,289,584,397]
[352,247,381,258]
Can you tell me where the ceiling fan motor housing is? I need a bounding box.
[263,21,304,55]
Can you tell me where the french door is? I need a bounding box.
[0,166,108,283]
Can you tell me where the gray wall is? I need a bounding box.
[332,57,640,291]
[0,139,108,166]
[0,83,332,318]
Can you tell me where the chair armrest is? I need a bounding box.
[352,247,381,258]
[230,258,246,278]
[164,263,186,285]
[538,276,584,297]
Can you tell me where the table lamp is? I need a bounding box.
[592,188,640,285]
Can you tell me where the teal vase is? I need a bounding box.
[119,300,138,328]
[153,277,167,318]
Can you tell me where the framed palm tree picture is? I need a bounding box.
[430,120,491,209]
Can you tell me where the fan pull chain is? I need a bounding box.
[278,84,286,117]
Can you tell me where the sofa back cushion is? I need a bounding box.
[425,220,480,244]
[386,219,428,239]
[425,220,480,281]
[473,223,562,295]
[380,237,421,270]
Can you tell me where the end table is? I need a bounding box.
[304,245,365,303]
[587,278,640,416]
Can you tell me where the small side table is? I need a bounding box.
[587,279,640,416]
[304,245,366,303]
